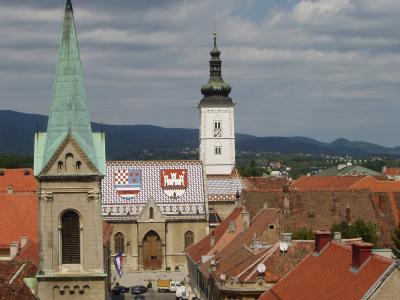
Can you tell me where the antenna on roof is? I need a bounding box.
[257,263,266,274]
[279,241,288,253]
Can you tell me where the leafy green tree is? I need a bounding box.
[392,227,400,258]
[0,154,33,168]
[331,219,377,246]
[291,228,314,240]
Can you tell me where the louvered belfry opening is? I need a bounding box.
[61,210,81,264]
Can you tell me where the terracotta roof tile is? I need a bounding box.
[0,195,38,247]
[16,240,39,266]
[292,176,368,190]
[259,242,393,300]
[244,177,288,192]
[0,168,37,193]
[186,206,244,262]
[202,209,280,280]
[384,167,400,176]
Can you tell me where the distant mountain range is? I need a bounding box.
[1,110,400,159]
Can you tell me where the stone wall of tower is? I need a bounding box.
[199,106,235,175]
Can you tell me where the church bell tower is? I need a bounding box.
[199,33,236,175]
[34,1,107,299]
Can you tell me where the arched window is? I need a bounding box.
[76,161,82,170]
[57,161,63,171]
[114,232,125,254]
[65,153,74,171]
[149,207,154,220]
[184,231,194,249]
[61,211,80,264]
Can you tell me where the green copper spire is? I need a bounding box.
[42,0,97,169]
[201,32,232,97]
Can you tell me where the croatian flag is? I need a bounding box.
[114,252,123,278]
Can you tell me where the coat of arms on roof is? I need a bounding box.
[114,169,141,199]
[161,169,188,198]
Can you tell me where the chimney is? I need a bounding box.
[333,232,341,243]
[228,221,236,233]
[210,235,215,247]
[20,237,28,248]
[281,232,292,244]
[10,242,19,259]
[235,190,241,207]
[314,230,331,255]
[241,211,250,232]
[351,242,372,271]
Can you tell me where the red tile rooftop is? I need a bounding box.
[291,176,368,190]
[259,241,393,300]
[384,167,400,176]
[0,168,37,193]
[0,194,38,247]
[186,206,244,262]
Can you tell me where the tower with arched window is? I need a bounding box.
[34,1,107,299]
[199,32,236,175]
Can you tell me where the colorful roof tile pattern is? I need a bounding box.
[102,161,207,221]
[259,242,394,300]
[207,168,247,202]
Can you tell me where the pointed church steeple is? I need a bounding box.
[200,32,232,98]
[42,0,97,171]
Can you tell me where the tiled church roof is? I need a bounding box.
[207,168,247,202]
[102,160,207,221]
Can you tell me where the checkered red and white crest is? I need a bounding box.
[160,169,188,198]
[113,169,141,199]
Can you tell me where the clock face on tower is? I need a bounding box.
[214,128,222,137]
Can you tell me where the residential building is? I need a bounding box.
[383,167,400,180]
[259,231,399,300]
[244,175,400,247]
[315,164,383,177]
[0,169,38,260]
[187,206,286,299]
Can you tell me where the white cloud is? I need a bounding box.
[0,0,399,146]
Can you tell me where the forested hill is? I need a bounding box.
[1,110,400,159]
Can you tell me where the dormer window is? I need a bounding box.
[7,185,13,194]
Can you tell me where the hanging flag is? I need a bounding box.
[114,252,123,278]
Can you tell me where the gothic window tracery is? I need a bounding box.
[184,230,194,249]
[114,232,125,254]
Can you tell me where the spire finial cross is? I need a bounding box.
[213,23,217,48]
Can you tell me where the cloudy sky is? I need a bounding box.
[1,0,400,146]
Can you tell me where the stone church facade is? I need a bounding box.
[102,161,208,271]
[34,1,107,299]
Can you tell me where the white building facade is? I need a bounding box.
[199,33,236,175]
